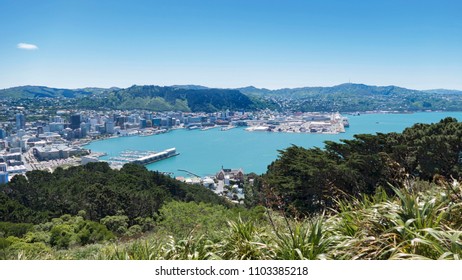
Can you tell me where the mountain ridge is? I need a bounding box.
[2,83,462,112]
[2,83,462,99]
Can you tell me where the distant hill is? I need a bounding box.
[0,86,100,99]
[424,89,462,95]
[76,85,256,112]
[238,83,462,112]
[238,83,423,97]
[78,87,120,95]
[2,83,462,112]
[171,85,210,90]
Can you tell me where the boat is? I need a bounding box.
[140,130,154,137]
[221,126,236,131]
[201,126,216,131]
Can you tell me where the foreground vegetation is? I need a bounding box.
[2,179,462,260]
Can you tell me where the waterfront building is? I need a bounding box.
[144,113,153,121]
[80,122,89,138]
[160,118,169,127]
[139,119,147,129]
[152,118,162,127]
[187,116,202,124]
[105,120,115,134]
[171,112,184,123]
[115,116,126,128]
[33,145,88,161]
[96,124,106,134]
[89,118,98,128]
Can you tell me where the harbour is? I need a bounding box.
[84,112,462,177]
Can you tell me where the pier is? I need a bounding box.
[178,169,201,178]
[131,148,179,165]
[108,148,179,166]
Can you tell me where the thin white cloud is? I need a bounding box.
[17,43,38,50]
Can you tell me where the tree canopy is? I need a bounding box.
[257,117,462,216]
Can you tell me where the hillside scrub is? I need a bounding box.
[2,179,462,260]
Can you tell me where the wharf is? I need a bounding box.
[108,148,179,166]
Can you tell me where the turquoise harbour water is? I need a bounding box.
[84,112,462,177]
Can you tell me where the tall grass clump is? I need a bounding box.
[273,216,332,260]
[218,217,275,260]
[326,180,462,259]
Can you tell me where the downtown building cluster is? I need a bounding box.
[0,108,253,184]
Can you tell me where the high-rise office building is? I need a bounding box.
[80,122,89,137]
[105,120,115,134]
[0,162,8,185]
[70,114,81,130]
[0,172,8,185]
[16,113,25,130]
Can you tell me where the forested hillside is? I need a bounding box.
[1,162,229,224]
[0,163,231,253]
[74,85,256,112]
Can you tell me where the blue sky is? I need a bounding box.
[1,0,461,90]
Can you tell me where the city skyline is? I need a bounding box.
[1,0,461,90]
